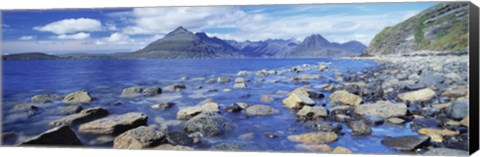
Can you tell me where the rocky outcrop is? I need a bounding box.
[20,125,82,146]
[113,126,166,149]
[79,112,148,134]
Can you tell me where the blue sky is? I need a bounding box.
[1,2,438,54]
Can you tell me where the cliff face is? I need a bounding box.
[363,2,469,56]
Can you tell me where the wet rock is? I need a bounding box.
[332,146,353,154]
[184,112,234,137]
[318,64,328,72]
[381,135,430,151]
[121,87,143,97]
[342,82,365,95]
[423,148,469,156]
[296,106,328,119]
[260,96,274,102]
[334,114,352,122]
[143,87,161,96]
[295,144,332,152]
[210,142,261,151]
[330,105,351,115]
[397,88,435,102]
[418,128,459,143]
[238,132,255,140]
[56,105,83,115]
[20,125,82,146]
[447,98,469,120]
[410,118,440,131]
[113,126,166,149]
[460,117,469,127]
[304,121,342,133]
[405,83,427,91]
[63,91,92,104]
[176,102,220,120]
[223,88,232,92]
[441,86,468,99]
[151,102,174,110]
[163,84,186,92]
[282,87,315,109]
[329,90,362,106]
[166,132,193,146]
[225,103,243,113]
[79,112,148,134]
[237,71,248,76]
[245,105,279,116]
[31,94,62,103]
[287,132,338,144]
[387,117,406,124]
[361,115,384,125]
[233,82,247,88]
[354,101,407,118]
[235,77,249,83]
[155,144,194,150]
[50,107,109,126]
[347,120,371,135]
[217,76,231,83]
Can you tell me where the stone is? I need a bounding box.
[56,105,83,115]
[143,87,161,96]
[79,112,148,134]
[381,135,430,151]
[418,128,459,143]
[441,86,468,99]
[447,98,469,120]
[166,132,193,146]
[361,115,384,125]
[295,144,332,152]
[176,102,220,120]
[354,101,407,118]
[20,125,82,146]
[296,106,328,119]
[332,146,353,154]
[223,88,232,92]
[261,96,274,102]
[318,65,328,71]
[233,82,247,88]
[460,117,469,127]
[31,94,61,103]
[184,112,233,137]
[121,87,142,97]
[237,71,248,76]
[217,76,231,83]
[163,83,186,92]
[225,103,243,113]
[245,105,279,116]
[282,87,315,109]
[151,102,174,110]
[113,126,166,149]
[397,88,435,102]
[423,148,469,156]
[238,132,255,140]
[235,77,249,83]
[329,90,362,106]
[387,117,406,124]
[63,91,92,104]
[287,132,338,144]
[334,114,352,122]
[50,107,109,126]
[155,144,194,150]
[347,120,371,135]
[304,121,342,133]
[235,102,249,109]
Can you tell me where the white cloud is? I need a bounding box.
[18,35,36,40]
[33,18,102,34]
[55,32,90,40]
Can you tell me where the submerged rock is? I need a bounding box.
[329,90,362,106]
[163,84,186,92]
[245,105,279,116]
[381,135,430,151]
[121,87,143,97]
[20,125,82,146]
[183,112,234,137]
[235,77,249,83]
[260,96,274,102]
[143,87,161,96]
[151,102,174,110]
[287,132,338,144]
[397,88,435,102]
[50,107,109,126]
[63,91,92,104]
[347,121,372,136]
[31,94,62,103]
[354,101,407,118]
[217,76,231,83]
[79,112,148,134]
[113,126,166,149]
[233,82,247,88]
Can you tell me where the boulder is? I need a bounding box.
[63,91,92,104]
[237,71,248,76]
[447,98,469,120]
[354,101,407,118]
[183,112,233,137]
[418,128,459,143]
[166,132,193,146]
[121,87,143,97]
[381,135,430,151]
[233,82,247,88]
[441,86,468,99]
[347,120,371,135]
[282,87,315,109]
[50,107,109,126]
[79,112,148,134]
[287,132,338,144]
[235,77,249,83]
[55,105,83,115]
[304,121,342,133]
[361,115,384,125]
[217,76,231,83]
[397,88,435,102]
[329,90,362,106]
[163,84,186,92]
[295,144,332,152]
[332,146,353,154]
[143,87,161,96]
[176,102,220,120]
[225,103,243,113]
[113,126,166,149]
[31,94,62,103]
[20,125,82,146]
[245,105,279,116]
[151,102,174,110]
[296,106,328,119]
[423,148,469,156]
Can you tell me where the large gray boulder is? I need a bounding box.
[329,90,362,106]
[113,126,166,149]
[20,125,82,146]
[177,101,220,120]
[447,98,469,120]
[79,112,148,134]
[183,112,234,137]
[50,107,109,126]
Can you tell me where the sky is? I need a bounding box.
[1,2,438,54]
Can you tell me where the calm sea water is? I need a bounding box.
[2,59,419,154]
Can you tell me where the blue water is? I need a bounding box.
[2,59,419,154]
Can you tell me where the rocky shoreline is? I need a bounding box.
[1,55,470,155]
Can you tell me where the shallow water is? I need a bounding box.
[2,58,420,153]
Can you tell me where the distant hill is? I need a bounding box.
[363,2,469,56]
[3,52,60,60]
[287,34,366,58]
[227,39,298,58]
